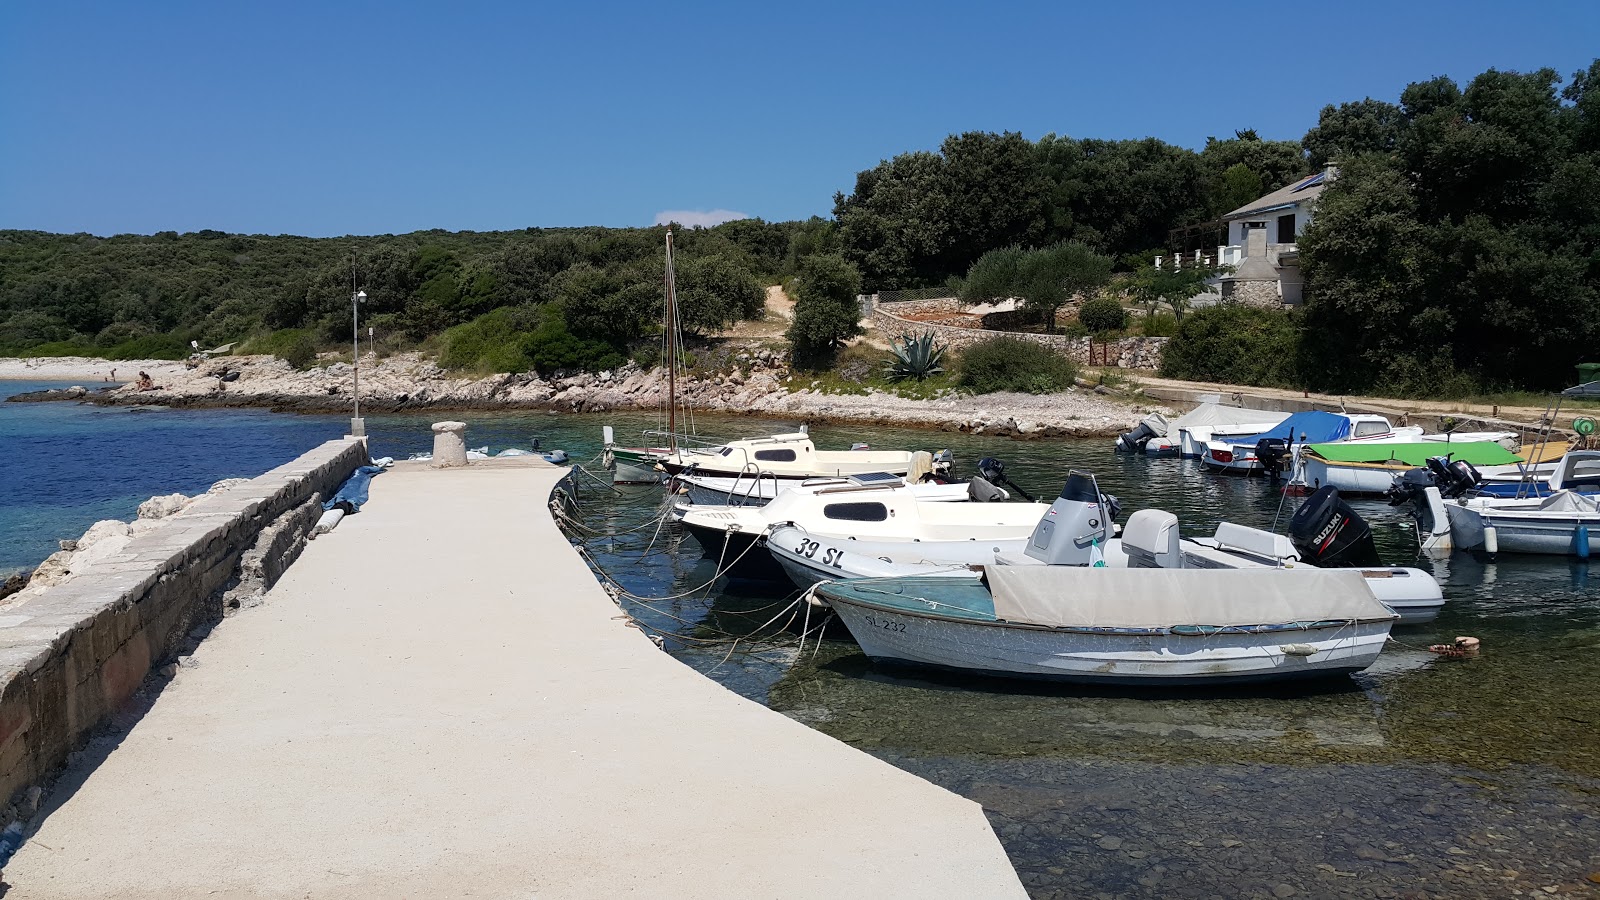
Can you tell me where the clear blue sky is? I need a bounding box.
[2,0,1595,237]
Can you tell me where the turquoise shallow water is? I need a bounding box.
[6,393,1599,895]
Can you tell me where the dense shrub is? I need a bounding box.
[102,333,190,360]
[786,254,863,369]
[1158,305,1302,387]
[242,329,319,369]
[440,306,624,375]
[1077,296,1128,334]
[958,337,1079,394]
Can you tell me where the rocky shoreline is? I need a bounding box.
[7,352,1155,438]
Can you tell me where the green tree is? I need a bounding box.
[786,254,863,368]
[1299,61,1600,394]
[959,242,1112,332]
[672,253,765,336]
[1302,98,1405,167]
[1127,264,1218,323]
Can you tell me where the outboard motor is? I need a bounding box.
[1114,412,1169,454]
[1425,455,1482,499]
[1255,437,1292,480]
[1115,421,1160,454]
[1022,472,1113,565]
[976,456,1035,503]
[1385,467,1435,507]
[965,475,1009,503]
[1288,485,1380,568]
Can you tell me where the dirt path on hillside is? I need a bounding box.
[1126,373,1574,430]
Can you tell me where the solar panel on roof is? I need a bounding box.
[1292,172,1326,192]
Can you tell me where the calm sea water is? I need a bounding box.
[6,388,1598,896]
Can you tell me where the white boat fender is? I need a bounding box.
[1483,526,1498,555]
[312,508,346,537]
[1279,644,1318,657]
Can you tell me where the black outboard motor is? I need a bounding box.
[1255,437,1292,480]
[976,457,1035,503]
[1425,455,1482,499]
[1385,467,1435,506]
[1115,421,1161,454]
[1288,485,1381,568]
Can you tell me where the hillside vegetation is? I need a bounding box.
[3,60,1597,396]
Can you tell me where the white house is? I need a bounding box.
[1217,166,1336,306]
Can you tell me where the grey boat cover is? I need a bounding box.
[1170,402,1289,431]
[984,566,1392,628]
[1536,491,1600,513]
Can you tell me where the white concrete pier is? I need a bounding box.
[5,458,1022,898]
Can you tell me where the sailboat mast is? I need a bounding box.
[665,229,678,451]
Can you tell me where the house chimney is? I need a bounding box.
[1245,224,1268,259]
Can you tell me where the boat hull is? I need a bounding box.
[679,520,786,580]
[1445,503,1600,556]
[610,448,667,484]
[823,592,1391,686]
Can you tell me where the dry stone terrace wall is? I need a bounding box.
[0,438,368,815]
[871,300,1169,370]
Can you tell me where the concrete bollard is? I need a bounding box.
[431,421,469,467]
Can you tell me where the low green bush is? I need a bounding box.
[1140,311,1179,337]
[958,337,1079,394]
[1077,296,1128,334]
[1159,305,1301,387]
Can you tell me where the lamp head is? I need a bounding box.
[355,290,367,303]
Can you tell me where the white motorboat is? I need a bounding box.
[814,566,1396,686]
[774,475,1444,624]
[658,432,944,482]
[678,476,1046,580]
[674,457,964,507]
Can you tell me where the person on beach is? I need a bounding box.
[135,371,156,392]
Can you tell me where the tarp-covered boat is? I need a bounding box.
[815,568,1396,685]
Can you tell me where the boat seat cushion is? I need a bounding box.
[1212,522,1296,560]
[1122,509,1182,568]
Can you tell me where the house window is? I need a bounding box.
[1277,214,1296,244]
[754,449,797,462]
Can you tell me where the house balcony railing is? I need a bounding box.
[1155,245,1241,271]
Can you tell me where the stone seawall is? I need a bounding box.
[0,438,368,816]
[872,301,1168,370]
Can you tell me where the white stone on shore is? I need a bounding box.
[138,493,191,520]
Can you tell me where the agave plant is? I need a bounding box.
[884,332,946,381]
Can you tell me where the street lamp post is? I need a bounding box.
[351,289,366,437]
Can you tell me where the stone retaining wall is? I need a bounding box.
[872,302,1168,370]
[0,438,368,812]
